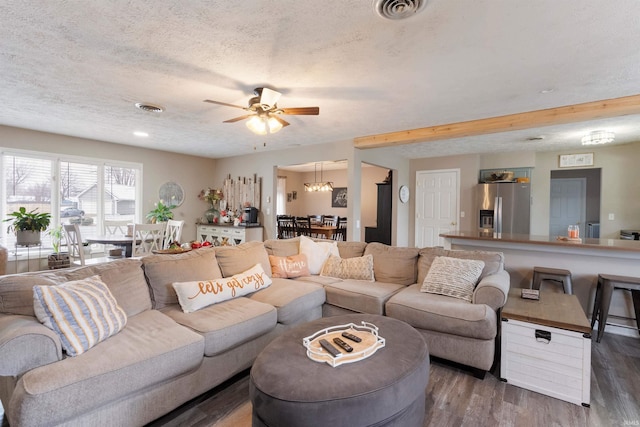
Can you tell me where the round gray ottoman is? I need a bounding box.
[249,314,430,427]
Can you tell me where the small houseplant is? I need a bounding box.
[5,207,51,246]
[146,201,176,223]
[47,225,70,269]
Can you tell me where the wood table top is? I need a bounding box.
[502,288,592,334]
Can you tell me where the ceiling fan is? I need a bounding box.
[204,87,319,135]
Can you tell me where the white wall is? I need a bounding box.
[0,125,216,242]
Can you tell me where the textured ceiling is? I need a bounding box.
[1,0,640,159]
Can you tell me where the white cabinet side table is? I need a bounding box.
[500,288,592,407]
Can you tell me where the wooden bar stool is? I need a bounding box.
[532,266,573,294]
[590,274,640,342]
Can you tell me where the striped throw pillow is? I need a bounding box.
[420,256,485,302]
[33,275,127,356]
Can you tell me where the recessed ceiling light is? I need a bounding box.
[133,131,149,137]
[539,89,554,94]
[134,102,164,113]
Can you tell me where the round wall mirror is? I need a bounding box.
[159,181,185,207]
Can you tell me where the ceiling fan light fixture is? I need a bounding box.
[581,130,615,145]
[245,115,283,135]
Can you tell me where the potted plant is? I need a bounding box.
[146,201,176,224]
[5,207,51,246]
[47,225,70,269]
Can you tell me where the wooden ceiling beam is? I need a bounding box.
[353,94,640,149]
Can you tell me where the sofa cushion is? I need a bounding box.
[173,264,272,313]
[320,254,375,281]
[295,275,343,286]
[33,275,128,356]
[420,256,485,302]
[269,254,310,278]
[215,241,272,278]
[161,297,276,356]
[299,236,339,275]
[336,241,368,259]
[15,310,204,424]
[386,284,497,340]
[264,237,301,257]
[417,247,503,285]
[0,274,65,316]
[65,258,151,317]
[324,280,404,315]
[364,243,419,286]
[142,248,222,309]
[248,278,326,325]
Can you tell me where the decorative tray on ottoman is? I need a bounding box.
[302,321,385,367]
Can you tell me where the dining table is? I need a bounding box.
[310,225,337,239]
[86,235,138,257]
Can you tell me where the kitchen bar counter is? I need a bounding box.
[440,231,640,256]
[440,231,640,335]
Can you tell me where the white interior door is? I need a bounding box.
[549,178,586,237]
[415,169,459,248]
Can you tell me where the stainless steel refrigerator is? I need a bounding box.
[477,183,530,235]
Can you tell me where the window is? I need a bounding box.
[1,149,142,252]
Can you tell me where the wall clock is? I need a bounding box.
[399,185,410,204]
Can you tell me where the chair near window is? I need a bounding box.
[131,223,165,257]
[63,224,110,266]
[295,216,312,237]
[104,220,130,236]
[163,219,185,249]
[277,216,296,239]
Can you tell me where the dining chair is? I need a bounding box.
[308,215,322,225]
[63,224,110,266]
[277,215,296,239]
[163,219,185,249]
[295,216,312,237]
[333,217,347,241]
[322,215,338,227]
[131,223,165,257]
[104,220,130,236]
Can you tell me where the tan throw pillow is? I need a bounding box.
[299,235,339,275]
[269,254,310,278]
[320,255,375,281]
[33,275,128,356]
[420,256,485,302]
[173,264,272,313]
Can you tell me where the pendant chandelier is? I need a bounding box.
[304,163,334,192]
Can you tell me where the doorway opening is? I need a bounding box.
[549,168,601,238]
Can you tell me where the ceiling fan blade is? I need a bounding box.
[271,115,290,127]
[223,114,254,123]
[280,107,320,115]
[259,88,281,108]
[203,99,247,110]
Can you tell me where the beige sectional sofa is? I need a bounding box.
[0,238,508,426]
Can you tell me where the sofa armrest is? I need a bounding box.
[472,269,510,311]
[0,314,62,376]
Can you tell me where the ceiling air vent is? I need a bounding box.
[373,0,428,20]
[134,102,164,113]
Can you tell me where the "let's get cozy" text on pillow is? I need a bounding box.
[172,263,272,313]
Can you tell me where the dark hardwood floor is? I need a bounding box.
[150,333,640,427]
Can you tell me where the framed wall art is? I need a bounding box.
[559,153,594,168]
[332,187,348,208]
